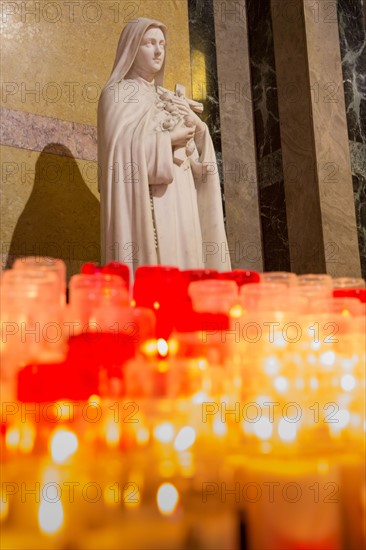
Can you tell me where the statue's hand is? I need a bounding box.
[172,96,206,132]
[169,125,195,148]
[171,96,191,115]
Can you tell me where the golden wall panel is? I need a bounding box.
[1,145,100,279]
[1,0,191,126]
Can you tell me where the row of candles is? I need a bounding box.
[1,258,365,549]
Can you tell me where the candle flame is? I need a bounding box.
[213,418,228,437]
[55,401,75,421]
[153,422,174,443]
[136,427,150,445]
[19,423,36,454]
[142,339,158,356]
[278,418,298,442]
[88,394,101,405]
[50,429,78,464]
[104,484,120,507]
[273,376,289,393]
[157,338,168,357]
[253,417,273,440]
[156,483,179,516]
[38,499,64,534]
[0,498,9,522]
[263,356,280,375]
[192,391,209,404]
[197,358,207,370]
[178,451,195,477]
[229,304,243,318]
[341,308,351,316]
[340,374,356,392]
[174,426,196,452]
[320,351,336,368]
[5,427,20,450]
[167,338,179,355]
[105,421,120,448]
[329,409,350,434]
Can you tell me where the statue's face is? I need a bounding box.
[133,27,166,76]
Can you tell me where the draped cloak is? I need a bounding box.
[98,18,231,274]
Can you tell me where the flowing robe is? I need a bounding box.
[98,76,231,274]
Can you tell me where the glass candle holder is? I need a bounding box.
[333,288,366,303]
[81,262,102,274]
[1,269,65,398]
[298,273,333,287]
[309,297,365,317]
[182,269,219,283]
[239,283,288,312]
[296,284,333,301]
[332,277,365,289]
[101,262,130,290]
[260,271,298,286]
[134,266,183,306]
[188,280,238,313]
[13,256,66,307]
[217,269,261,287]
[69,274,129,329]
[133,266,185,339]
[332,278,366,304]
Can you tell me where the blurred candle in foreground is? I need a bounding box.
[260,271,297,287]
[13,256,66,307]
[189,280,238,313]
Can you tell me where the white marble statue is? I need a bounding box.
[98,17,231,274]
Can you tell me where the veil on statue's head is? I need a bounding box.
[104,17,168,90]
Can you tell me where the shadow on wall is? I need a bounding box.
[6,144,100,282]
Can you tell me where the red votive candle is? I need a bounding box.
[133,266,184,338]
[17,359,99,402]
[182,268,218,285]
[81,262,102,274]
[174,299,229,333]
[66,306,156,396]
[333,288,366,303]
[218,269,261,287]
[133,266,182,305]
[101,261,130,290]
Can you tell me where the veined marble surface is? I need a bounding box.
[212,0,263,271]
[0,107,97,161]
[188,0,222,152]
[188,0,226,218]
[338,0,366,277]
[246,0,290,271]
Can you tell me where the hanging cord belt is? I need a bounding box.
[149,187,160,259]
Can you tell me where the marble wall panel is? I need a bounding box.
[1,107,97,161]
[188,0,228,234]
[269,0,361,276]
[246,0,290,271]
[337,0,366,277]
[213,0,263,271]
[188,0,222,151]
[271,0,325,275]
[303,0,361,277]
